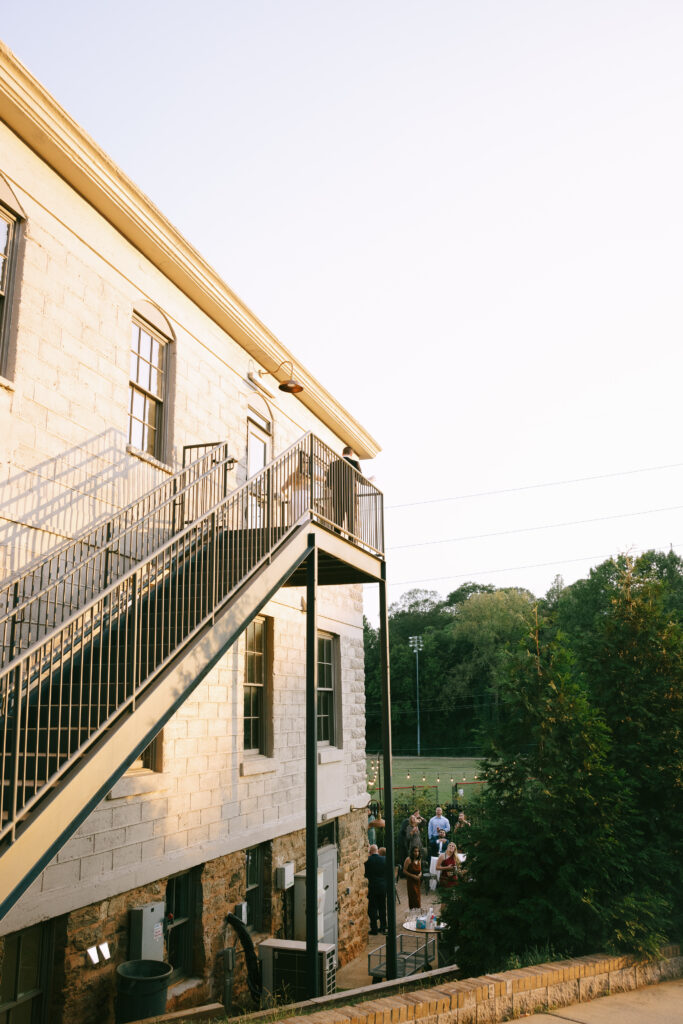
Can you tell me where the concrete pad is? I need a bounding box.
[527,977,683,1023]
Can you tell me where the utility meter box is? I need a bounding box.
[293,870,324,941]
[129,901,165,961]
[275,862,295,890]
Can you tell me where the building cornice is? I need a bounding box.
[0,42,380,458]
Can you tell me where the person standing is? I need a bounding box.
[427,806,450,856]
[364,844,387,934]
[282,450,312,524]
[403,845,423,909]
[436,841,460,890]
[326,445,361,536]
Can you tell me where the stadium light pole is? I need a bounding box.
[408,636,424,756]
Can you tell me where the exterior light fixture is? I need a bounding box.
[259,360,303,394]
[86,942,112,966]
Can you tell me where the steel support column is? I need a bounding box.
[305,534,319,996]
[379,561,397,978]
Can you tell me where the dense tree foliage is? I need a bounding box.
[364,585,534,754]
[365,551,683,966]
[438,553,683,970]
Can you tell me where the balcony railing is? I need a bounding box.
[0,443,233,668]
[0,433,383,844]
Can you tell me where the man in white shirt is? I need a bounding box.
[428,806,450,855]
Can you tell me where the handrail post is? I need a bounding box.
[210,511,218,617]
[266,467,272,557]
[130,575,139,710]
[9,663,23,842]
[309,435,315,516]
[8,581,19,663]
[103,522,112,589]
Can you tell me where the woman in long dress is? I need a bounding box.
[282,454,311,525]
[403,845,423,909]
[436,841,460,890]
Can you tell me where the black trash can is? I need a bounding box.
[115,959,173,1024]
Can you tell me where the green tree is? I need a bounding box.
[449,588,536,738]
[575,558,683,936]
[441,614,660,975]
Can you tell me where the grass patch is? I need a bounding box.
[365,755,484,809]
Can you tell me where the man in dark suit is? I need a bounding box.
[326,446,361,536]
[364,843,387,934]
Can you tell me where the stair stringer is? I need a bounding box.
[0,525,316,922]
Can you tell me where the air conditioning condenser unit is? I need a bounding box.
[258,938,336,1005]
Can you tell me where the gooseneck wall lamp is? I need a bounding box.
[258,359,304,394]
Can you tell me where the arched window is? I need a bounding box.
[128,302,174,461]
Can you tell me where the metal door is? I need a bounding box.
[318,844,338,957]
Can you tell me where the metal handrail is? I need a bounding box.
[0,433,383,843]
[0,443,233,668]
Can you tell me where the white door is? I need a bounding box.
[318,844,338,957]
[246,418,269,526]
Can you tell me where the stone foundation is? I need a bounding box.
[0,809,367,1024]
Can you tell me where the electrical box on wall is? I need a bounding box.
[275,862,295,890]
[129,902,165,961]
[234,901,248,924]
[293,870,324,941]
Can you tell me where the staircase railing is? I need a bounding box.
[0,433,383,844]
[0,443,233,669]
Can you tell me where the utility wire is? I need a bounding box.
[388,503,683,551]
[386,542,682,588]
[386,461,683,511]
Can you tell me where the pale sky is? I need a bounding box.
[3,1,683,618]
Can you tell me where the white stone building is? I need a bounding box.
[0,42,388,1023]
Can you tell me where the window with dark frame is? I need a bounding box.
[129,317,167,460]
[0,204,19,379]
[128,733,162,774]
[317,633,335,744]
[245,844,266,931]
[0,923,52,1024]
[244,616,267,754]
[165,872,195,982]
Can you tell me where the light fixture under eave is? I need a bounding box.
[259,359,304,394]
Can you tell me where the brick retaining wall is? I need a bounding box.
[140,945,682,1024]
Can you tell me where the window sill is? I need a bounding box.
[317,747,343,765]
[106,771,173,799]
[167,976,203,1000]
[240,755,279,777]
[126,444,173,474]
[0,374,14,392]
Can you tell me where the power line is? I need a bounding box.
[386,542,682,588]
[386,461,683,511]
[388,503,683,551]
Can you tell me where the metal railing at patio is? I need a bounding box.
[0,433,383,844]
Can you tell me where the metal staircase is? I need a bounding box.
[0,433,384,920]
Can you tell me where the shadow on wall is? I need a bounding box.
[0,428,176,580]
